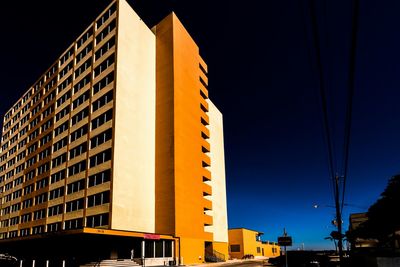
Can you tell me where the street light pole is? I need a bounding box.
[334,175,343,266]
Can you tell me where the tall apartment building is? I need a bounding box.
[0,0,228,265]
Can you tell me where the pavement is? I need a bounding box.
[185,258,273,267]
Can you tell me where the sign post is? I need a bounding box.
[278,228,292,267]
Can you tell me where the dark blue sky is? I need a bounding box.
[2,0,400,250]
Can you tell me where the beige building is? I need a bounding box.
[0,0,228,265]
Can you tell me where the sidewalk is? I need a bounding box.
[185,258,271,267]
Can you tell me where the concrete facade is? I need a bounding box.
[228,228,280,259]
[0,0,228,265]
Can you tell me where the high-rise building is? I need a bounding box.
[0,0,228,265]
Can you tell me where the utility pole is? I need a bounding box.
[334,175,343,265]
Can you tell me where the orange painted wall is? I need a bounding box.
[154,13,213,264]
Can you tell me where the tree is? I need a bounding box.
[350,175,400,244]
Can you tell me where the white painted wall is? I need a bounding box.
[207,100,229,243]
[111,0,156,233]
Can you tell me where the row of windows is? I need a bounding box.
[0,213,109,239]
[1,190,109,219]
[1,168,110,200]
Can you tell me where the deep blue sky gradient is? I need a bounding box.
[2,0,400,250]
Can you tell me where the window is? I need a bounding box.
[70,125,88,142]
[230,245,240,252]
[15,163,25,174]
[30,116,40,129]
[77,28,93,48]
[9,216,19,226]
[12,189,22,199]
[96,19,116,44]
[57,90,72,108]
[59,61,73,80]
[67,179,85,194]
[73,74,91,94]
[32,225,44,235]
[88,169,111,187]
[87,191,110,207]
[87,213,109,228]
[20,228,30,237]
[69,142,87,159]
[96,3,116,29]
[19,126,28,138]
[53,137,68,152]
[72,90,90,109]
[76,43,93,63]
[24,184,34,195]
[40,133,52,146]
[14,176,24,186]
[26,156,36,168]
[22,198,33,209]
[58,76,73,92]
[90,148,112,167]
[55,106,70,122]
[48,204,64,217]
[49,186,64,200]
[41,118,53,132]
[64,218,83,230]
[11,203,21,212]
[26,170,35,181]
[52,153,67,168]
[65,198,84,212]
[93,71,114,95]
[33,209,46,220]
[37,162,50,175]
[54,121,69,137]
[90,128,112,149]
[28,129,39,142]
[34,193,47,205]
[47,222,62,232]
[71,107,89,126]
[95,36,115,60]
[43,104,54,118]
[92,90,113,112]
[68,160,86,176]
[38,147,51,161]
[257,247,261,253]
[60,48,74,66]
[46,64,57,79]
[26,142,38,158]
[91,109,113,130]
[21,213,32,223]
[94,54,115,77]
[75,57,92,78]
[36,177,49,190]
[50,170,66,184]
[43,90,56,105]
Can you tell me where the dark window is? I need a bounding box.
[88,169,111,187]
[68,160,86,176]
[75,57,92,78]
[69,142,87,159]
[70,125,88,142]
[49,186,64,200]
[59,62,73,79]
[55,106,70,122]
[91,109,113,130]
[90,148,112,167]
[90,128,112,149]
[54,121,69,137]
[48,204,64,217]
[96,4,116,29]
[67,179,85,194]
[72,90,90,109]
[71,107,89,126]
[93,71,114,95]
[95,36,115,60]
[64,218,83,230]
[231,245,240,252]
[94,54,115,77]
[92,90,113,112]
[77,28,93,48]
[53,137,68,152]
[73,74,91,94]
[47,222,62,232]
[87,191,110,207]
[65,198,84,212]
[51,170,66,184]
[87,213,109,228]
[76,43,93,63]
[52,153,67,168]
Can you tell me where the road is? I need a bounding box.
[192,259,272,267]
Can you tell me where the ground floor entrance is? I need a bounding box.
[0,228,177,267]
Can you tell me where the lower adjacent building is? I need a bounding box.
[228,228,280,259]
[0,0,228,265]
